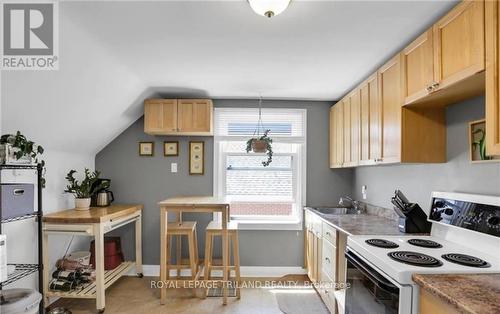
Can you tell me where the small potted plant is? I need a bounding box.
[0,131,46,187]
[246,129,273,166]
[64,169,106,210]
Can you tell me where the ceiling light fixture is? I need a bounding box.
[248,0,291,18]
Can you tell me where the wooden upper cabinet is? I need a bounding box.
[402,29,435,105]
[342,98,352,166]
[359,73,381,164]
[177,99,213,134]
[360,83,370,162]
[486,0,500,155]
[349,90,361,167]
[368,74,382,162]
[329,107,336,168]
[333,102,344,168]
[144,99,213,136]
[144,99,178,134]
[433,0,484,90]
[379,55,403,164]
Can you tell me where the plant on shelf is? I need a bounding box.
[472,128,492,161]
[64,168,106,210]
[0,131,46,187]
[246,129,273,166]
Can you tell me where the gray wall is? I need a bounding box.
[353,96,500,211]
[95,99,352,266]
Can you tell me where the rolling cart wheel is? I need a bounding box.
[98,308,105,313]
[137,273,144,278]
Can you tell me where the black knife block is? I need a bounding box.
[398,203,432,233]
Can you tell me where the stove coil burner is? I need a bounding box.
[365,239,399,249]
[441,253,491,268]
[407,239,443,248]
[388,251,443,267]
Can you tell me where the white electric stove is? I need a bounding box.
[343,192,500,314]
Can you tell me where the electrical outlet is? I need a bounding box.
[171,163,178,173]
[362,185,367,200]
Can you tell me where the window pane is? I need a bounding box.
[226,155,292,198]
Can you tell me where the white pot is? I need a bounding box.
[75,198,91,210]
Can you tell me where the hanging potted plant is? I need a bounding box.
[246,129,273,166]
[0,131,46,187]
[245,97,273,167]
[64,169,106,210]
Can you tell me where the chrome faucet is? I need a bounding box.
[339,196,365,214]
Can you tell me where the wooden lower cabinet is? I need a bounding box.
[486,0,500,156]
[419,289,459,314]
[305,212,348,314]
[306,229,321,283]
[305,212,322,283]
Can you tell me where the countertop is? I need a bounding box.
[304,207,404,236]
[158,195,229,207]
[413,273,500,314]
[42,204,142,223]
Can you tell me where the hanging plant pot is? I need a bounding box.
[246,129,273,167]
[251,140,268,153]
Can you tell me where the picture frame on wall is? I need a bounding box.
[139,142,154,156]
[164,141,179,156]
[189,141,204,175]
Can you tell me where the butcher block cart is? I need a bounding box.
[42,204,143,313]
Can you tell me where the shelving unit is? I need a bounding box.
[46,261,134,299]
[469,119,500,163]
[0,164,43,314]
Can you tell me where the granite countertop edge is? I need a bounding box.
[304,207,404,236]
[413,274,500,314]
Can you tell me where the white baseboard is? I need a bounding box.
[127,265,306,278]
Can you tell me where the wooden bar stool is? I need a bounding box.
[203,220,241,299]
[166,220,199,286]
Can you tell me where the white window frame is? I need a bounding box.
[213,108,307,231]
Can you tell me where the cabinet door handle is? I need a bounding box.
[325,257,331,263]
[326,231,331,236]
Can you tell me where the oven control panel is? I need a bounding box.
[429,197,500,237]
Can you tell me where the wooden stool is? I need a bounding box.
[166,221,199,284]
[203,221,241,299]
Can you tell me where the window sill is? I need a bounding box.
[232,219,302,231]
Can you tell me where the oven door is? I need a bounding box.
[345,250,402,314]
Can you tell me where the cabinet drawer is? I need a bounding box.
[322,222,337,245]
[321,239,336,281]
[319,270,336,313]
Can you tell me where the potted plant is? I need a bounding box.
[472,128,492,161]
[0,131,46,187]
[246,129,273,166]
[64,169,106,210]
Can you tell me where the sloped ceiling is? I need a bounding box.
[1,0,457,155]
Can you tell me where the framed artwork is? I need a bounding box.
[189,141,204,175]
[139,142,154,156]
[164,141,179,156]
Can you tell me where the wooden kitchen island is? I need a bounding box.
[42,204,143,313]
[158,196,231,305]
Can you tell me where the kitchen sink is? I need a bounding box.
[307,206,359,215]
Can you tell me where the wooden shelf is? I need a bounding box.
[469,119,500,163]
[46,261,134,299]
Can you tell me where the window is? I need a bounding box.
[214,108,306,229]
